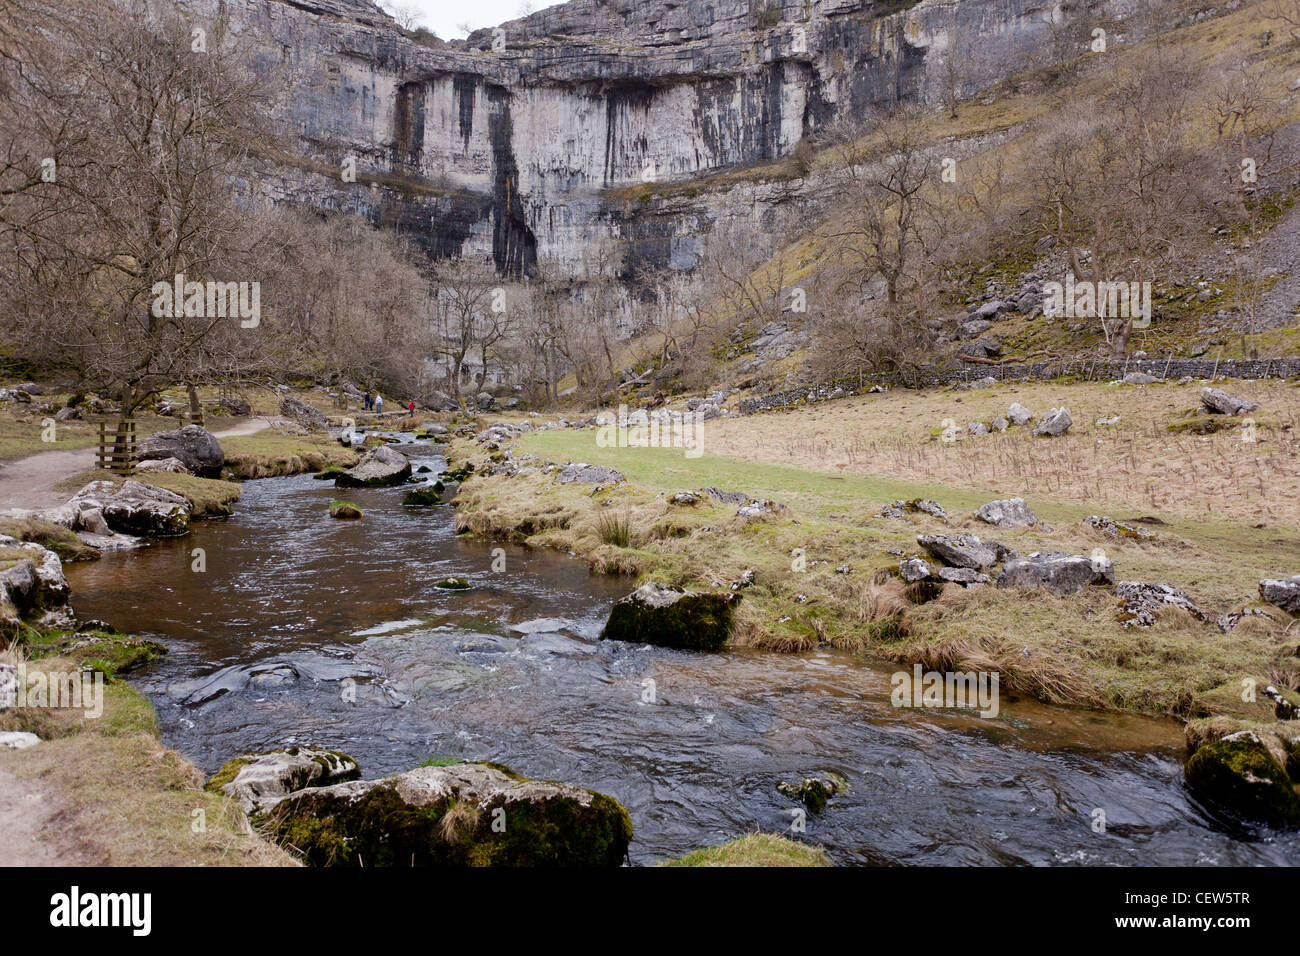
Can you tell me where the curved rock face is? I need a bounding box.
[259,762,633,867]
[1185,727,1300,827]
[139,425,225,477]
[179,0,1146,277]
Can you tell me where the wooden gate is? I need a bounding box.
[96,419,137,474]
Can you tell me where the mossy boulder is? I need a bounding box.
[601,582,740,651]
[435,577,470,590]
[205,746,361,815]
[776,772,848,814]
[1185,727,1300,827]
[257,761,633,867]
[329,501,362,519]
[402,487,442,507]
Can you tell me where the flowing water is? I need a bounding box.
[65,437,1299,865]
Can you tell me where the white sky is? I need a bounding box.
[377,0,564,39]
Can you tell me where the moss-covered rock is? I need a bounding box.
[434,577,470,590]
[205,746,361,815]
[601,582,739,651]
[1185,728,1300,826]
[402,487,442,506]
[257,761,632,867]
[329,501,362,519]
[776,772,848,814]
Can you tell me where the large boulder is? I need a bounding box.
[0,536,70,625]
[997,551,1114,595]
[205,747,361,815]
[1006,403,1034,427]
[280,396,328,430]
[1200,387,1259,416]
[335,445,411,488]
[1033,407,1072,437]
[70,480,189,537]
[1260,576,1300,615]
[601,582,739,651]
[138,425,225,477]
[973,498,1039,528]
[916,534,999,571]
[258,762,633,867]
[1185,728,1300,826]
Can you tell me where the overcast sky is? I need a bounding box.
[378,0,563,39]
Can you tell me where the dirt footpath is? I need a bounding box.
[0,417,280,514]
[0,765,101,866]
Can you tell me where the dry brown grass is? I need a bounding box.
[704,379,1300,523]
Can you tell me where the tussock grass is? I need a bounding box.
[663,833,831,867]
[0,636,295,866]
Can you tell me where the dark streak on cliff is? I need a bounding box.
[487,87,537,277]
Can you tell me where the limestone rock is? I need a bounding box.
[1200,387,1259,416]
[1185,729,1300,826]
[555,463,624,485]
[1033,407,1072,437]
[138,425,225,476]
[1260,575,1300,615]
[280,396,328,430]
[917,534,999,571]
[997,551,1114,595]
[1006,402,1034,426]
[205,746,361,816]
[601,582,739,651]
[259,762,633,867]
[1114,581,1205,627]
[70,480,190,537]
[973,497,1039,528]
[335,445,412,487]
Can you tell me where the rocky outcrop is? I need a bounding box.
[997,551,1114,596]
[1114,581,1205,627]
[205,747,361,815]
[335,446,412,487]
[163,0,1162,280]
[280,396,328,431]
[69,480,190,537]
[1200,387,1259,416]
[258,761,633,867]
[1260,575,1300,615]
[916,534,1000,571]
[554,463,624,485]
[0,536,70,627]
[973,498,1039,528]
[601,582,739,651]
[1033,407,1072,437]
[1006,403,1034,426]
[138,425,225,477]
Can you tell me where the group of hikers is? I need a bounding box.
[361,391,417,419]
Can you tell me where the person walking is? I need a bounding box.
[408,399,416,419]
[375,393,383,415]
[363,391,372,411]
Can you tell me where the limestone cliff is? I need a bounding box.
[182,0,1112,276]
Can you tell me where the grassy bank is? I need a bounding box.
[221,431,359,479]
[664,834,830,867]
[0,631,294,865]
[446,391,1299,721]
